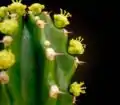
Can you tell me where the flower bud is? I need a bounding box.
[3,36,13,47]
[0,71,9,84]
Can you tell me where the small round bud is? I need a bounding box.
[44,40,51,47]
[10,13,17,19]
[46,48,56,61]
[0,71,9,84]
[49,85,60,99]
[36,19,46,28]
[34,16,40,21]
[3,36,13,47]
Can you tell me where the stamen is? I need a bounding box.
[64,10,67,15]
[60,8,63,14]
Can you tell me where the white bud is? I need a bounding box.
[46,48,64,60]
[44,40,51,47]
[0,71,9,84]
[10,13,17,19]
[43,11,50,17]
[34,16,40,21]
[49,85,60,99]
[3,36,13,47]
[46,48,56,60]
[36,19,46,28]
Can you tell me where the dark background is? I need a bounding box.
[1,0,114,105]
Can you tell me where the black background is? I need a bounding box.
[0,0,115,105]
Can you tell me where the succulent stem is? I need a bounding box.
[0,1,86,105]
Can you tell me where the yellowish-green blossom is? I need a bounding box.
[0,49,15,70]
[0,19,18,35]
[28,3,45,15]
[54,8,71,28]
[0,6,8,18]
[68,36,86,54]
[8,2,26,16]
[70,82,86,96]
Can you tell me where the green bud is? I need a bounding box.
[0,19,18,35]
[28,3,45,15]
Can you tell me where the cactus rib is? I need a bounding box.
[0,1,87,105]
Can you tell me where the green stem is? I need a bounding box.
[5,84,14,105]
[66,61,76,84]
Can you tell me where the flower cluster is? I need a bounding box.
[68,36,86,54]
[54,9,72,28]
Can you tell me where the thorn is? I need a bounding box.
[81,87,87,89]
[78,61,86,65]
[81,38,84,41]
[48,11,52,15]
[72,96,77,104]
[54,53,64,56]
[58,91,65,94]
[75,57,86,65]
[46,48,64,61]
[63,29,72,36]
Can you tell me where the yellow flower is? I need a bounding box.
[0,6,8,18]
[54,8,72,28]
[0,49,15,70]
[68,36,86,54]
[70,82,86,96]
[8,2,26,16]
[28,3,45,15]
[0,19,18,35]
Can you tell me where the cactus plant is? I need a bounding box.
[0,0,86,105]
